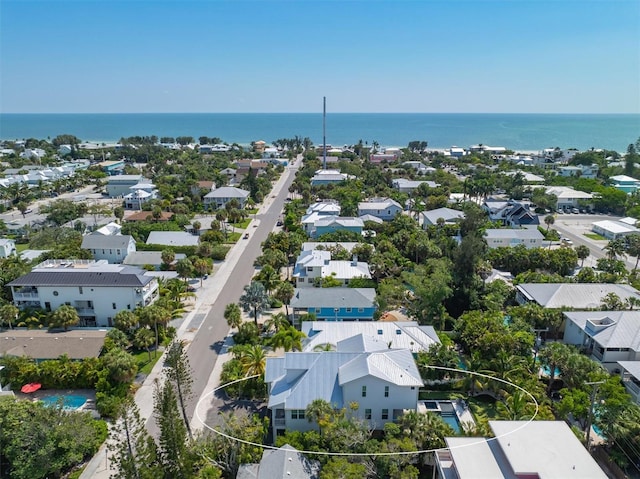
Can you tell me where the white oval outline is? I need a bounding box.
[195,365,539,457]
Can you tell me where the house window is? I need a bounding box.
[291,410,305,420]
[79,287,83,294]
[382,409,389,420]
[127,304,131,310]
[362,386,367,397]
[299,278,304,283]
[365,409,372,420]
[112,303,117,310]
[315,308,321,313]
[377,329,383,335]
[384,386,389,397]
[358,308,364,313]
[44,302,51,312]
[346,308,352,313]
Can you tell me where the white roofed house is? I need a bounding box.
[292,250,371,288]
[592,219,640,240]
[545,185,593,210]
[203,186,250,210]
[618,361,640,404]
[146,231,199,247]
[8,259,159,327]
[310,169,355,186]
[421,207,465,227]
[123,182,158,210]
[265,343,423,441]
[0,238,16,258]
[484,228,544,249]
[290,287,377,324]
[392,178,440,194]
[81,234,136,263]
[563,311,640,372]
[106,174,144,197]
[357,197,403,221]
[312,216,364,239]
[515,283,640,309]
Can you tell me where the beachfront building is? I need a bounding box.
[484,228,544,249]
[8,259,159,327]
[435,421,607,479]
[265,344,422,441]
[357,198,403,221]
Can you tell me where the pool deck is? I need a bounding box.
[16,388,97,414]
[417,399,476,430]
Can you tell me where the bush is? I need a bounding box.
[269,298,283,308]
[211,244,230,260]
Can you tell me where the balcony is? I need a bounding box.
[13,291,39,300]
[274,418,286,426]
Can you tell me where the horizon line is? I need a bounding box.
[1,111,639,116]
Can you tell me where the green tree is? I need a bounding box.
[108,397,160,479]
[48,304,80,331]
[273,281,295,318]
[114,206,125,223]
[176,258,194,284]
[239,281,270,327]
[164,340,194,440]
[136,304,172,354]
[224,303,242,329]
[134,327,155,361]
[575,244,590,267]
[306,398,334,435]
[268,325,305,352]
[0,303,18,329]
[102,348,138,384]
[114,310,138,334]
[320,458,367,479]
[239,344,267,378]
[161,248,176,269]
[604,238,626,261]
[193,257,212,286]
[16,201,29,218]
[544,214,555,232]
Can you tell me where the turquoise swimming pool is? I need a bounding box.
[40,394,87,410]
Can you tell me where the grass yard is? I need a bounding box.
[131,348,163,375]
[232,218,251,229]
[16,243,29,252]
[468,394,500,420]
[584,233,607,240]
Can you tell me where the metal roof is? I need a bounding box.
[485,228,544,240]
[517,283,640,309]
[237,445,320,479]
[81,234,134,250]
[338,349,423,387]
[290,288,376,309]
[564,311,640,349]
[146,231,199,246]
[8,268,153,287]
[422,207,465,224]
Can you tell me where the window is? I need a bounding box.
[384,386,389,397]
[299,278,304,283]
[112,303,117,310]
[291,410,305,420]
[396,329,402,335]
[346,308,352,313]
[358,308,364,313]
[117,249,121,255]
[44,302,51,312]
[365,409,372,420]
[377,329,383,335]
[362,386,367,397]
[382,409,389,420]
[127,304,131,310]
[79,287,83,294]
[53,291,59,296]
[315,308,321,313]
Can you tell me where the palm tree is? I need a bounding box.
[544,214,555,232]
[268,326,305,352]
[114,310,138,334]
[193,258,211,287]
[48,305,80,331]
[254,265,279,295]
[134,327,155,361]
[263,312,290,333]
[224,303,242,329]
[273,281,295,319]
[136,304,172,355]
[239,281,270,327]
[604,238,626,261]
[305,399,334,436]
[575,245,590,267]
[538,342,570,395]
[239,344,267,377]
[0,304,18,330]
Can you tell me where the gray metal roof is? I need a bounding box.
[338,349,423,387]
[517,283,640,309]
[618,361,640,380]
[237,445,320,479]
[146,231,199,246]
[422,207,465,224]
[484,228,544,240]
[81,234,134,249]
[564,311,640,349]
[8,268,153,287]
[204,186,250,198]
[314,216,364,228]
[123,251,186,266]
[290,288,376,309]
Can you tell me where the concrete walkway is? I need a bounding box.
[80,156,300,479]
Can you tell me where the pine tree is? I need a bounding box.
[108,397,160,479]
[153,379,192,478]
[164,340,194,440]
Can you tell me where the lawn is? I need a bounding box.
[131,348,163,375]
[231,218,251,229]
[468,394,500,420]
[584,233,607,240]
[16,243,29,252]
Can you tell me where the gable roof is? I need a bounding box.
[564,311,640,350]
[146,231,199,246]
[314,216,364,228]
[338,349,423,387]
[291,288,376,309]
[358,198,402,210]
[0,329,107,360]
[205,186,250,199]
[517,283,640,309]
[237,444,320,479]
[81,234,134,250]
[485,228,544,240]
[422,207,465,224]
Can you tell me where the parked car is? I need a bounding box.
[572,208,580,214]
[561,237,573,245]
[276,220,284,226]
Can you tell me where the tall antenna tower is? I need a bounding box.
[323,96,327,170]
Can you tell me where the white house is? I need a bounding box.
[392,178,440,194]
[292,250,371,287]
[516,283,640,309]
[545,186,593,210]
[81,234,136,263]
[306,200,341,216]
[484,228,544,249]
[203,186,250,210]
[19,148,46,161]
[8,259,159,327]
[123,182,158,210]
[563,311,640,372]
[265,345,423,441]
[618,361,640,405]
[357,198,403,221]
[310,169,355,186]
[0,238,16,258]
[106,175,145,197]
[146,231,199,247]
[301,321,440,354]
[558,164,599,179]
[435,421,607,479]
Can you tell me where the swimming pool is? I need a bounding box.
[40,394,87,410]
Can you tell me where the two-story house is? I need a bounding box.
[357,198,403,221]
[106,175,145,197]
[310,169,355,186]
[515,283,640,309]
[610,175,640,194]
[0,238,16,258]
[484,228,544,249]
[203,186,250,210]
[81,234,136,263]
[290,287,376,323]
[123,182,158,210]
[312,216,364,238]
[292,250,371,287]
[8,259,159,327]
[265,343,422,441]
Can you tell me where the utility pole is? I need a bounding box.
[585,380,606,452]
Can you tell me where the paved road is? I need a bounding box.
[144,161,298,437]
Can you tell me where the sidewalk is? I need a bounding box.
[80,156,298,478]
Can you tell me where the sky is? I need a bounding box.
[1,0,639,114]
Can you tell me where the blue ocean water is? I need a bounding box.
[0,113,638,152]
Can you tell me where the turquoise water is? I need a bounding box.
[440,413,462,434]
[40,394,87,410]
[1,113,638,151]
[541,365,562,377]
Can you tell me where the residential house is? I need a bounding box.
[146,231,199,247]
[125,210,174,222]
[504,171,545,184]
[469,145,507,155]
[435,421,607,479]
[265,345,422,441]
[0,329,108,361]
[8,259,159,327]
[618,361,640,404]
[123,182,157,210]
[563,311,640,372]
[301,321,440,354]
[106,175,144,197]
[123,251,186,270]
[58,144,73,156]
[199,144,231,153]
[592,219,639,240]
[357,198,403,221]
[558,164,599,179]
[301,201,342,234]
[392,178,440,194]
[300,242,362,253]
[203,186,250,210]
[97,160,125,175]
[515,283,640,309]
[19,148,46,161]
[237,444,320,479]
[310,169,355,186]
[292,250,371,287]
[312,216,364,239]
[610,175,640,194]
[484,228,544,249]
[92,222,122,236]
[0,238,16,258]
[370,153,399,164]
[402,161,435,174]
[290,287,377,323]
[422,207,465,227]
[482,199,539,226]
[81,234,136,263]
[446,146,466,158]
[545,186,593,210]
